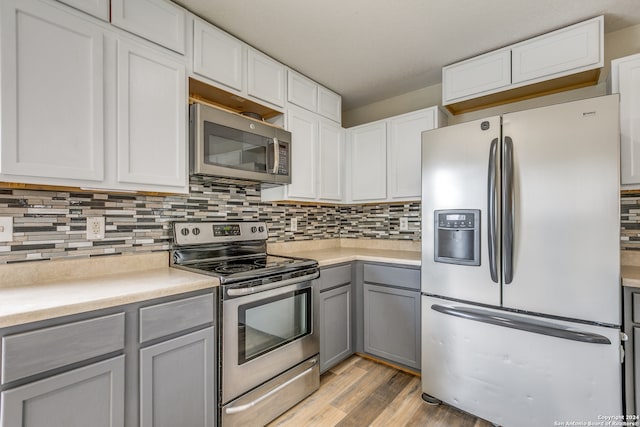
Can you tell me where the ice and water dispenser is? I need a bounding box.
[434,209,480,266]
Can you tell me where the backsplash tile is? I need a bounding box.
[1,181,634,263]
[0,177,420,264]
[622,193,640,251]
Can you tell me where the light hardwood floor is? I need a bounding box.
[268,355,492,427]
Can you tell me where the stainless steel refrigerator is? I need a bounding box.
[421,95,623,426]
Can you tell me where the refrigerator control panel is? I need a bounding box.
[434,209,480,266]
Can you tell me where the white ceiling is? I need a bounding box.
[174,0,640,111]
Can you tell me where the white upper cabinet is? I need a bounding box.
[286,107,318,199]
[192,19,244,91]
[111,0,186,54]
[511,16,602,85]
[57,0,109,21]
[349,121,388,202]
[288,71,318,112]
[190,19,285,110]
[443,49,511,103]
[261,106,343,203]
[0,0,188,193]
[247,48,286,108]
[443,16,603,113]
[115,38,187,191]
[318,86,342,124]
[0,0,105,182]
[388,109,436,199]
[346,106,446,203]
[318,120,343,201]
[612,53,640,187]
[287,69,342,124]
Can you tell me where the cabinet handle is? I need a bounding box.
[272,138,280,174]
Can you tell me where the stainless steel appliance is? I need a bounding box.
[171,221,319,426]
[190,102,291,185]
[421,95,623,426]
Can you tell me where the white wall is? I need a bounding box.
[342,23,640,128]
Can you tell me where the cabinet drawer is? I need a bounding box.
[1,313,125,384]
[363,264,420,290]
[320,264,352,291]
[139,293,214,343]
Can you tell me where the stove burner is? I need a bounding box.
[214,264,255,274]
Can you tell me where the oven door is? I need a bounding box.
[221,276,319,403]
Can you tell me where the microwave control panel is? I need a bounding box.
[277,144,289,175]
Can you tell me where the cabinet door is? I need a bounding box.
[140,328,215,427]
[511,16,602,85]
[388,109,435,199]
[635,327,640,415]
[349,122,387,201]
[193,19,244,92]
[363,283,420,369]
[613,53,640,185]
[319,285,352,373]
[318,120,343,201]
[287,70,318,112]
[0,356,125,427]
[317,86,342,124]
[247,48,285,107]
[57,0,109,21]
[442,49,511,104]
[111,0,186,54]
[286,107,318,199]
[116,39,187,192]
[0,0,104,182]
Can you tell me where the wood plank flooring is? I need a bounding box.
[268,355,492,427]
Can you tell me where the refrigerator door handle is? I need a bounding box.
[487,138,499,283]
[431,304,612,345]
[502,136,514,284]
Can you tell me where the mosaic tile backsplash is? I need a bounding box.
[621,193,640,251]
[0,177,421,264]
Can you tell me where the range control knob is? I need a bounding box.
[192,227,201,236]
[180,228,190,236]
[258,226,265,233]
[251,226,258,233]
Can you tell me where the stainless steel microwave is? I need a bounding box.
[190,103,291,185]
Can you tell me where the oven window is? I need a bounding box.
[204,121,271,174]
[238,288,311,364]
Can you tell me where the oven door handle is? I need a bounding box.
[225,358,318,415]
[226,271,320,297]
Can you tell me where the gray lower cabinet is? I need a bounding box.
[360,263,421,371]
[1,356,125,427]
[319,284,352,372]
[0,289,216,427]
[624,286,640,416]
[318,263,353,373]
[140,327,215,427]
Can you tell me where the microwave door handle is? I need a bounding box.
[272,138,279,174]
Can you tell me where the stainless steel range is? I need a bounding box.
[171,221,320,427]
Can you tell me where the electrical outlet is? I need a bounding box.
[399,217,409,231]
[0,217,13,242]
[290,217,298,232]
[86,216,105,240]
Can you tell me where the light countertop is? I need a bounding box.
[268,238,421,267]
[0,239,420,328]
[622,265,640,289]
[0,252,218,328]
